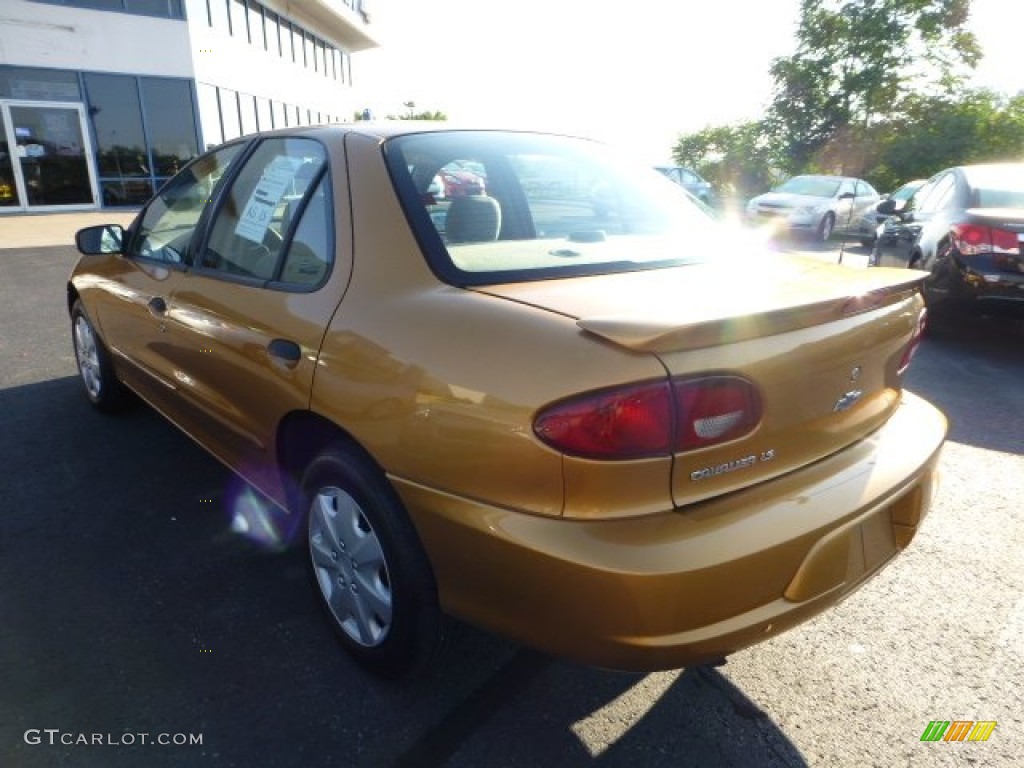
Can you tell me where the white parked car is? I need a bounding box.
[745,175,881,242]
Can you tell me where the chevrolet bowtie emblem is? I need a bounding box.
[834,389,863,412]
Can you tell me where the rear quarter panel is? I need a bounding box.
[310,133,672,517]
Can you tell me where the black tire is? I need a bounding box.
[301,444,446,678]
[817,212,836,242]
[71,300,130,412]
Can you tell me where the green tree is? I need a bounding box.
[390,110,448,121]
[868,90,1024,190]
[671,121,779,201]
[352,103,448,121]
[766,0,980,175]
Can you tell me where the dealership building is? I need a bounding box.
[0,0,379,214]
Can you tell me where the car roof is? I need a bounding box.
[291,121,589,143]
[792,174,867,183]
[956,162,1024,184]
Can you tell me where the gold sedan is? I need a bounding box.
[69,125,946,678]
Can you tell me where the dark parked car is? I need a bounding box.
[859,179,926,248]
[871,163,1024,319]
[654,166,713,204]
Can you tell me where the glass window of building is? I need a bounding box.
[220,89,242,141]
[196,83,224,149]
[124,0,183,17]
[83,73,147,180]
[141,78,198,177]
[256,97,272,131]
[239,93,258,136]
[280,19,294,61]
[0,67,81,101]
[209,0,229,30]
[264,10,282,56]
[272,101,286,128]
[304,31,315,71]
[229,0,249,41]
[45,1,122,11]
[30,1,184,18]
[246,1,266,49]
[293,27,304,67]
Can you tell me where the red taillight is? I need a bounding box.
[533,382,672,459]
[991,227,1021,253]
[952,224,1021,256]
[898,307,927,376]
[673,376,762,451]
[534,376,761,460]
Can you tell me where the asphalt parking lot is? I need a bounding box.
[1,237,1022,767]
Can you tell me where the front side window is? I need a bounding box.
[129,142,246,264]
[893,182,923,202]
[199,137,331,286]
[386,131,719,286]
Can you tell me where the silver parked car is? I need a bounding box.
[745,175,881,242]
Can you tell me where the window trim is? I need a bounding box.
[124,137,254,268]
[189,136,336,293]
[382,132,714,289]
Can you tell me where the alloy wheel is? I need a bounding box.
[74,315,102,399]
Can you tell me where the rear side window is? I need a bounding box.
[200,137,332,288]
[916,173,955,215]
[279,175,332,286]
[855,181,878,198]
[386,131,717,286]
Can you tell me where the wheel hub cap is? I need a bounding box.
[308,486,392,647]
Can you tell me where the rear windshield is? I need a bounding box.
[967,165,1024,208]
[774,176,842,198]
[383,131,720,286]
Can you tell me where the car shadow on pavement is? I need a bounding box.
[905,316,1024,456]
[386,652,807,768]
[1,376,808,768]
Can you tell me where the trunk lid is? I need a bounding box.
[475,254,927,507]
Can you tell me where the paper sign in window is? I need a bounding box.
[235,156,305,243]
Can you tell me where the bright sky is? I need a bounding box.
[353,0,1023,164]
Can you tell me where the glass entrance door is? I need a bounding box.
[0,101,98,212]
[0,107,19,209]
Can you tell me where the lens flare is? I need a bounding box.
[224,477,303,551]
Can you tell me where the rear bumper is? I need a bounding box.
[394,391,946,671]
[938,265,1024,317]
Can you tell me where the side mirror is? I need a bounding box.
[838,192,855,200]
[76,224,124,255]
[876,199,898,215]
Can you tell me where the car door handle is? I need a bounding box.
[267,338,301,364]
[148,297,167,317]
